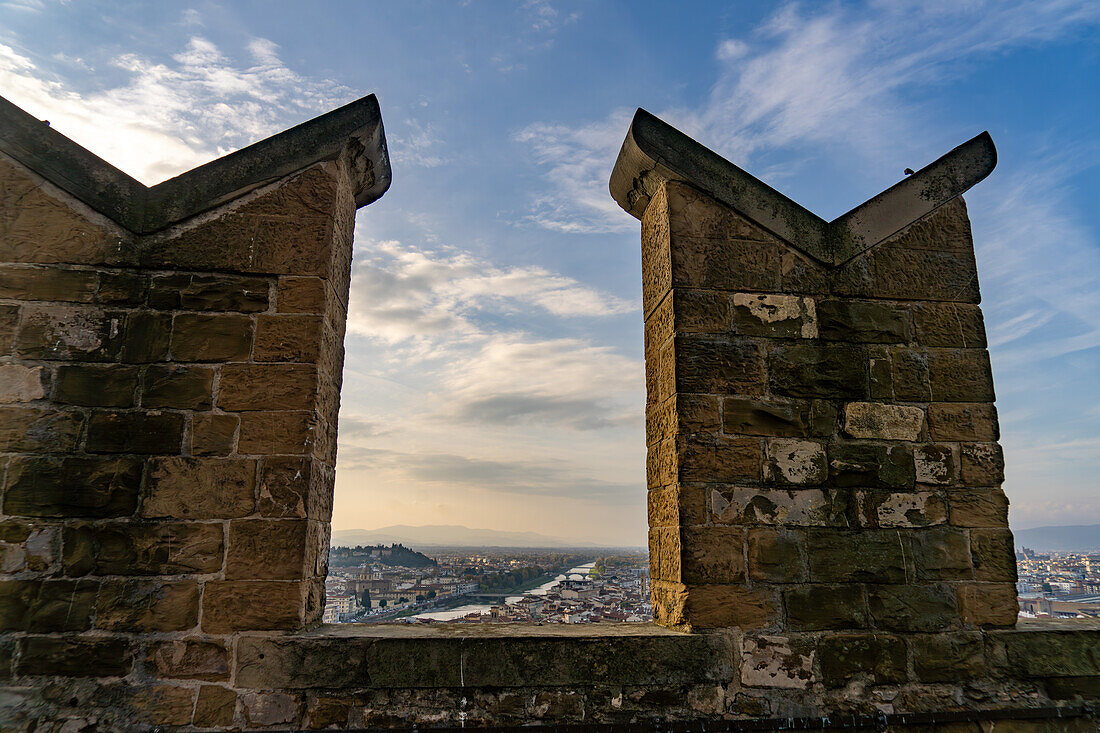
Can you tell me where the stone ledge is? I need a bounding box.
[609,108,995,265]
[0,93,390,234]
[235,623,737,689]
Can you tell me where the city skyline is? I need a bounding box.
[1,1,1097,545]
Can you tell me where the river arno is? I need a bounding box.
[413,561,595,621]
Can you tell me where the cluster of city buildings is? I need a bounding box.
[1016,548,1100,619]
[322,550,651,624]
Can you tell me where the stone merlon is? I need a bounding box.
[609,108,995,266]
[0,93,390,233]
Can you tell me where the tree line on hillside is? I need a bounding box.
[329,543,437,568]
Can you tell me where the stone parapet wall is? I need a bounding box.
[642,180,1016,633]
[0,99,1096,730]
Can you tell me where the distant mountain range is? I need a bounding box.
[330,524,615,549]
[1014,525,1100,553]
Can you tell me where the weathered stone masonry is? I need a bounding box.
[0,94,1097,730]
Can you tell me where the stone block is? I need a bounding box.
[914,444,955,485]
[958,583,1018,628]
[0,264,98,301]
[259,456,333,519]
[816,299,909,343]
[277,276,328,314]
[236,637,371,689]
[764,439,827,485]
[647,394,720,444]
[218,364,318,410]
[193,685,238,727]
[201,580,307,633]
[912,302,986,347]
[868,584,959,632]
[63,522,223,576]
[817,633,907,687]
[838,241,980,303]
[0,303,19,353]
[139,164,339,277]
[671,233,785,293]
[928,349,995,402]
[0,171,112,264]
[170,313,254,361]
[746,528,806,583]
[785,585,868,630]
[148,273,269,311]
[674,336,764,395]
[15,304,127,361]
[829,442,914,488]
[970,528,1018,582]
[53,364,137,407]
[680,584,778,630]
[0,406,83,452]
[948,489,1010,528]
[307,695,358,728]
[147,640,230,681]
[17,636,131,677]
[254,314,324,362]
[95,579,201,632]
[85,410,185,454]
[672,289,732,334]
[130,685,197,727]
[0,519,59,573]
[857,491,947,528]
[740,635,814,689]
[142,456,256,519]
[238,411,316,455]
[1044,676,1100,700]
[649,526,681,582]
[732,293,816,338]
[926,403,998,441]
[191,412,239,456]
[2,455,141,518]
[912,632,985,682]
[713,488,847,527]
[912,527,973,581]
[648,485,707,529]
[806,529,908,583]
[0,363,45,403]
[119,311,172,362]
[768,344,868,399]
[680,526,745,584]
[226,519,312,580]
[722,397,810,437]
[141,365,214,409]
[843,402,924,441]
[665,180,776,243]
[677,434,761,483]
[0,578,97,631]
[868,346,893,400]
[1000,630,1100,677]
[97,271,147,305]
[240,691,302,728]
[888,346,932,401]
[961,442,1005,485]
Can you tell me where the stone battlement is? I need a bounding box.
[0,97,1096,730]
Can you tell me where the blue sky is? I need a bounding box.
[1,1,1097,545]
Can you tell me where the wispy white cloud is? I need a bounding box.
[347,236,633,343]
[516,0,1100,232]
[512,109,636,233]
[345,234,642,434]
[0,36,350,183]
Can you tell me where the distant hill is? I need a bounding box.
[1014,525,1100,553]
[330,524,610,549]
[329,543,436,568]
